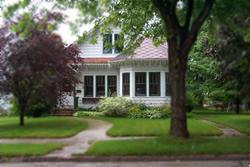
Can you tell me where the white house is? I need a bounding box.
[66,29,171,108]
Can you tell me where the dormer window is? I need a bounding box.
[114,34,123,53]
[103,33,123,54]
[103,34,112,54]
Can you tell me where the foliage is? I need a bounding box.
[98,97,131,117]
[74,111,103,117]
[128,104,170,119]
[26,99,51,118]
[9,98,19,116]
[215,24,250,113]
[187,26,223,107]
[185,92,194,113]
[0,13,80,125]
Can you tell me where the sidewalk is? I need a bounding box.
[0,160,249,167]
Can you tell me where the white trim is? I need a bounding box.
[161,71,165,97]
[146,72,149,97]
[105,75,108,97]
[93,75,96,98]
[130,71,133,98]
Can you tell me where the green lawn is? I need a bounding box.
[0,143,63,157]
[86,136,250,156]
[102,117,222,137]
[0,117,88,138]
[198,114,250,135]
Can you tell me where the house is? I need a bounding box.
[66,28,170,108]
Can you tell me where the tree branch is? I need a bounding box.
[184,0,194,29]
[181,0,215,56]
[190,0,214,35]
[152,0,180,35]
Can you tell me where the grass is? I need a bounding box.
[198,114,250,135]
[0,143,63,157]
[0,116,88,138]
[101,117,222,137]
[86,136,250,156]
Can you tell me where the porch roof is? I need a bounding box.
[112,38,168,62]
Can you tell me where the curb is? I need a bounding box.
[1,155,250,163]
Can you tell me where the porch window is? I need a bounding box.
[96,76,105,97]
[84,76,93,97]
[122,73,130,96]
[149,72,160,96]
[108,76,117,96]
[103,34,112,54]
[135,72,146,96]
[166,72,171,96]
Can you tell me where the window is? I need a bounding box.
[103,34,112,54]
[122,73,130,96]
[166,72,171,96]
[149,72,161,96]
[135,72,146,96]
[108,76,117,96]
[96,76,105,97]
[114,34,123,53]
[84,76,93,97]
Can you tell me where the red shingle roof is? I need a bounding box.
[112,38,168,61]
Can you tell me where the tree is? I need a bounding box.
[3,0,250,137]
[0,13,80,126]
[215,25,250,114]
[187,25,222,107]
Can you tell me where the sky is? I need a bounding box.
[0,0,93,44]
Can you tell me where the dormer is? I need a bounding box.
[79,28,122,58]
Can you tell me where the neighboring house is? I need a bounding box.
[66,28,170,108]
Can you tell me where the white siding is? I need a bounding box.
[79,28,121,58]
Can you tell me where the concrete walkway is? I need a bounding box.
[1,160,249,167]
[201,120,244,136]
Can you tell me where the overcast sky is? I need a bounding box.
[0,0,93,44]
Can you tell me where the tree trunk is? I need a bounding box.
[19,109,24,126]
[235,97,240,114]
[19,103,26,126]
[168,37,189,138]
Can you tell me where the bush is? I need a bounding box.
[74,111,103,117]
[98,97,131,117]
[186,92,194,113]
[9,98,19,116]
[128,104,170,119]
[26,100,51,117]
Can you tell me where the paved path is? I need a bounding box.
[201,120,244,136]
[0,160,249,167]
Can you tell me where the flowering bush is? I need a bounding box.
[98,97,131,117]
